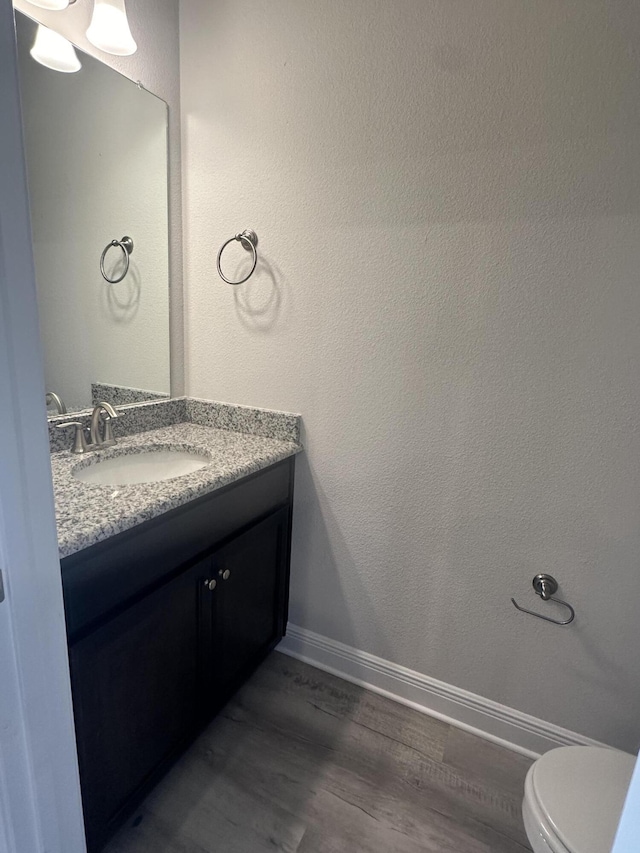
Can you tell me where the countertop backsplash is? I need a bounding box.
[48,397,301,453]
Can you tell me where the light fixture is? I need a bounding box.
[25,0,70,10]
[86,0,136,56]
[30,23,81,72]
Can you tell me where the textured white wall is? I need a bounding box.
[13,0,183,396]
[180,0,640,750]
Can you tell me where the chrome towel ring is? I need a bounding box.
[100,236,134,284]
[217,229,258,285]
[511,574,575,625]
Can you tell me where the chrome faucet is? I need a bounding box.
[45,391,67,414]
[90,401,119,448]
[57,401,119,454]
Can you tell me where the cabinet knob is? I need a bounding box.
[204,579,217,591]
[219,569,231,581]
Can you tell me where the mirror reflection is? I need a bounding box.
[16,12,171,416]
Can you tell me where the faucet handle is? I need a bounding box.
[57,421,89,454]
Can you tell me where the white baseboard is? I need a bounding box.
[277,624,606,759]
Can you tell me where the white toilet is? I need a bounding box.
[522,746,635,853]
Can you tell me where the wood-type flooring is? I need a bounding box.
[105,651,533,853]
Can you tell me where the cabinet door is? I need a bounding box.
[69,558,210,852]
[211,507,290,703]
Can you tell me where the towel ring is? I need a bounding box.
[100,236,134,284]
[217,229,258,285]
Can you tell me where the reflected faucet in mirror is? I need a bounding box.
[46,390,67,414]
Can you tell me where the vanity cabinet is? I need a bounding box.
[68,557,208,848]
[61,457,295,852]
[205,507,290,710]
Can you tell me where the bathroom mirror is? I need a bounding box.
[15,12,170,416]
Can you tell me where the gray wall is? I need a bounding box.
[14,0,184,397]
[180,0,640,751]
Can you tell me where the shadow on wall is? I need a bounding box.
[288,453,395,662]
[232,256,282,332]
[101,261,141,323]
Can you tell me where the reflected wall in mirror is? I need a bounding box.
[16,12,170,417]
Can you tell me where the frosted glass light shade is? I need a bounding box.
[30,24,81,73]
[25,0,70,9]
[86,0,137,56]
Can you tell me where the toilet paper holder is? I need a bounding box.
[511,574,575,625]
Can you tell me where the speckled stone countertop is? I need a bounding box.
[52,421,301,559]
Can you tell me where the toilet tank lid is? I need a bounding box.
[531,746,635,853]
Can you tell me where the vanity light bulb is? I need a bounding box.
[86,0,137,57]
[24,0,70,9]
[30,24,81,73]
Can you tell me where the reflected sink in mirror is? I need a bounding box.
[72,448,211,486]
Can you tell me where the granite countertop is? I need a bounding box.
[51,421,301,559]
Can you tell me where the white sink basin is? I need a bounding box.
[73,448,211,486]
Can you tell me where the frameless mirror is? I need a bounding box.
[15,11,170,417]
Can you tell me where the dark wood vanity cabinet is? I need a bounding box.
[61,457,295,852]
[68,558,208,847]
[206,507,290,709]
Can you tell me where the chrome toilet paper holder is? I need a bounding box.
[511,574,575,626]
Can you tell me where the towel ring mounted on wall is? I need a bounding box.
[100,236,134,284]
[511,574,575,626]
[216,229,258,285]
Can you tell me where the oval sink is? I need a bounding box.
[73,448,211,486]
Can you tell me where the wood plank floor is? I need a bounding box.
[105,652,533,853]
